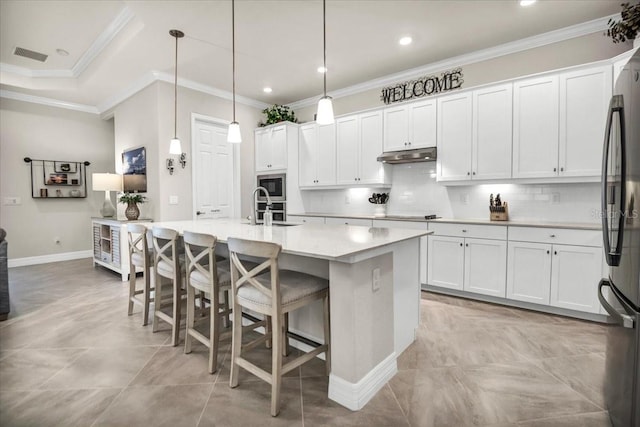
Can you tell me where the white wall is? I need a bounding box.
[0,98,115,259]
[113,81,264,221]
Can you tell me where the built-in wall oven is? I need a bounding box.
[256,174,286,221]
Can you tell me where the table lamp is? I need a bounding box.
[92,173,122,218]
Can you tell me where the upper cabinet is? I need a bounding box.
[383,99,437,152]
[558,65,612,177]
[299,122,336,187]
[436,91,473,181]
[336,110,390,186]
[255,124,289,172]
[512,75,560,179]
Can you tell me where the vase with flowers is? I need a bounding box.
[119,193,146,221]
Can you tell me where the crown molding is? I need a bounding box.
[288,13,619,109]
[0,89,100,114]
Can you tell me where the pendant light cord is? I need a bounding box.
[323,0,327,97]
[174,33,178,139]
[232,0,236,122]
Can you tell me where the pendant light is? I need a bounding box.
[316,0,334,125]
[169,29,184,154]
[227,0,242,143]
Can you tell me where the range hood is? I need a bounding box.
[377,147,437,164]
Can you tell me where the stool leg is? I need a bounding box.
[222,290,231,329]
[229,296,243,388]
[171,272,181,347]
[128,267,136,316]
[209,288,220,374]
[323,295,331,375]
[265,316,272,349]
[270,313,283,417]
[184,282,195,354]
[282,312,289,357]
[142,266,151,326]
[152,272,162,333]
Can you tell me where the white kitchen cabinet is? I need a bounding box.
[287,215,325,224]
[336,111,389,186]
[255,123,289,172]
[558,65,612,177]
[324,217,373,227]
[472,83,513,180]
[372,219,429,284]
[299,122,336,187]
[436,91,473,181]
[427,223,508,297]
[383,99,437,152]
[507,227,604,314]
[512,75,559,178]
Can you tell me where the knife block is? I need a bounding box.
[490,203,509,221]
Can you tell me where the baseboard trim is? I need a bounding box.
[328,352,398,411]
[8,250,93,268]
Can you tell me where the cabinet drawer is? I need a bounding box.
[325,217,373,227]
[508,226,601,246]
[429,222,506,240]
[372,220,428,230]
[288,215,325,224]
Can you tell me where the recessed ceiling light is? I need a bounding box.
[317,66,327,73]
[399,36,412,46]
[263,87,272,93]
[520,0,536,6]
[56,49,69,56]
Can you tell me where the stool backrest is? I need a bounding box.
[128,223,150,266]
[152,227,180,274]
[227,238,282,305]
[183,231,218,284]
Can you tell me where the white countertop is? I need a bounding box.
[147,218,430,261]
[289,213,601,231]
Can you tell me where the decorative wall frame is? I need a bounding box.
[24,157,90,199]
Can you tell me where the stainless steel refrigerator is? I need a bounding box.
[598,47,640,427]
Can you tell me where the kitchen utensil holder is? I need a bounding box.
[490,203,509,221]
[374,204,387,218]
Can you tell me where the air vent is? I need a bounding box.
[14,47,48,62]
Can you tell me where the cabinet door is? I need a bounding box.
[325,217,373,226]
[506,241,552,304]
[269,125,288,170]
[513,75,559,178]
[299,124,317,187]
[559,65,612,177]
[464,238,507,297]
[359,111,385,185]
[254,130,270,172]
[383,105,409,152]
[336,115,359,184]
[550,244,602,313]
[427,235,464,290]
[316,123,337,186]
[409,99,437,149]
[437,92,472,181]
[473,84,513,180]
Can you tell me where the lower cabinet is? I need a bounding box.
[324,217,373,227]
[287,215,325,224]
[427,235,464,290]
[507,228,604,314]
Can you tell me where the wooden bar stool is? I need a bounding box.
[152,226,185,346]
[227,238,331,417]
[183,231,232,374]
[127,223,154,325]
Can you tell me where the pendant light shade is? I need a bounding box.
[227,0,242,143]
[169,29,184,154]
[316,0,334,124]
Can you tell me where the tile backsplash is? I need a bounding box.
[299,162,600,224]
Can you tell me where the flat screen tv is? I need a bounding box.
[122,146,147,193]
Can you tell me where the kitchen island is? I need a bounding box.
[145,218,431,410]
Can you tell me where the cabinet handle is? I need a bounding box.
[465,243,468,247]
[459,243,463,247]
[550,234,556,238]
[472,172,476,175]
[553,167,557,172]
[547,250,550,254]
[554,251,557,255]
[462,229,467,233]
[467,172,470,176]
[560,167,564,172]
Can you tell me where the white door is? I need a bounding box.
[193,120,234,219]
[506,241,552,304]
[316,123,337,186]
[427,235,465,290]
[359,110,385,184]
[473,83,513,180]
[383,105,409,152]
[464,238,507,297]
[299,124,317,187]
[513,75,559,178]
[550,244,602,313]
[409,99,437,149]
[437,92,473,181]
[336,115,359,184]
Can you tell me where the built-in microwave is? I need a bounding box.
[256,173,286,201]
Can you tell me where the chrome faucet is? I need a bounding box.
[250,186,273,225]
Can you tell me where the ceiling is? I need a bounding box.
[0,0,623,112]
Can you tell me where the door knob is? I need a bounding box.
[196,211,205,216]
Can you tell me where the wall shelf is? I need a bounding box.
[24,157,90,199]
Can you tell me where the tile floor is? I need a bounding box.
[0,259,612,426]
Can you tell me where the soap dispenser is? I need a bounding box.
[263,206,273,227]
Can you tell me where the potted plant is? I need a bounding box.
[258,104,298,127]
[119,193,146,220]
[606,2,640,45]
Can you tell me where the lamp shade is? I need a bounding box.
[227,121,242,143]
[92,173,122,192]
[169,138,182,155]
[316,96,335,125]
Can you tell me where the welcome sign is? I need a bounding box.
[380,68,464,105]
